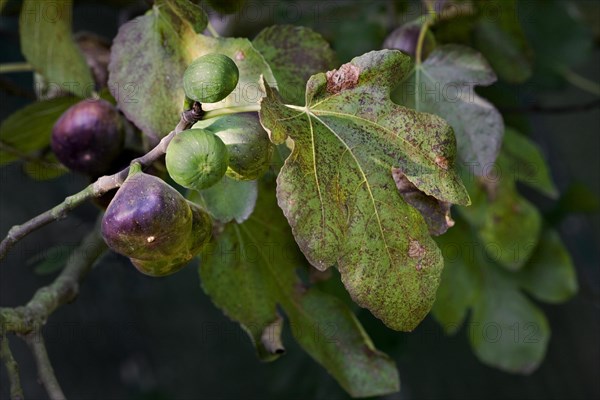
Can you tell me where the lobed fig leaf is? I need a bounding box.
[259,50,469,331]
[166,129,229,191]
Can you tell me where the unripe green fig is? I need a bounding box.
[195,113,273,181]
[183,54,239,103]
[166,129,229,190]
[129,202,212,277]
[101,171,193,261]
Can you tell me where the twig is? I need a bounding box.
[0,225,107,333]
[0,102,204,262]
[561,68,600,96]
[0,63,33,74]
[501,99,600,114]
[24,333,65,400]
[0,333,24,400]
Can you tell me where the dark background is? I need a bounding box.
[1,1,599,399]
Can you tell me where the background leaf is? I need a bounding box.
[19,0,94,98]
[472,0,533,84]
[434,220,552,374]
[200,178,399,396]
[0,97,77,165]
[27,245,74,275]
[253,25,337,105]
[107,3,206,144]
[395,44,504,174]
[188,176,257,223]
[516,229,578,304]
[500,128,558,198]
[259,50,469,331]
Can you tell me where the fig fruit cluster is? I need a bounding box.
[101,170,211,276]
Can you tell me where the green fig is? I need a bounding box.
[166,129,229,190]
[194,113,273,181]
[183,53,239,103]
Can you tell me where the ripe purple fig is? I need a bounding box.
[101,171,193,261]
[383,22,436,59]
[51,99,124,176]
[130,203,212,277]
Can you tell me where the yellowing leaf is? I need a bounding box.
[200,178,399,396]
[19,0,94,98]
[259,50,469,331]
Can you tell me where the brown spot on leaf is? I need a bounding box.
[408,240,425,259]
[326,63,359,94]
[435,155,449,170]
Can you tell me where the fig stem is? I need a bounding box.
[0,62,33,74]
[0,103,204,262]
[206,22,220,38]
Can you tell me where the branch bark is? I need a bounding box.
[0,333,24,400]
[0,102,204,262]
[24,333,65,400]
[0,225,107,334]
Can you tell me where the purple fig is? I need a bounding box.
[383,22,436,58]
[51,99,124,176]
[130,203,212,277]
[101,172,192,261]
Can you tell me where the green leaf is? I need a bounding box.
[431,230,478,334]
[200,178,399,396]
[521,0,594,87]
[470,268,549,374]
[0,97,77,165]
[434,221,550,374]
[459,172,542,271]
[19,0,94,98]
[458,129,547,270]
[23,153,68,181]
[188,176,257,223]
[516,229,578,303]
[287,288,399,397]
[107,4,206,144]
[259,50,469,331]
[473,0,533,84]
[500,129,558,198]
[253,25,337,105]
[395,45,504,174]
[161,0,208,33]
[27,245,74,275]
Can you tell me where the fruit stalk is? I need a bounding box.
[0,102,204,262]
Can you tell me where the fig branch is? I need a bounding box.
[0,102,204,262]
[0,224,106,400]
[0,332,23,400]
